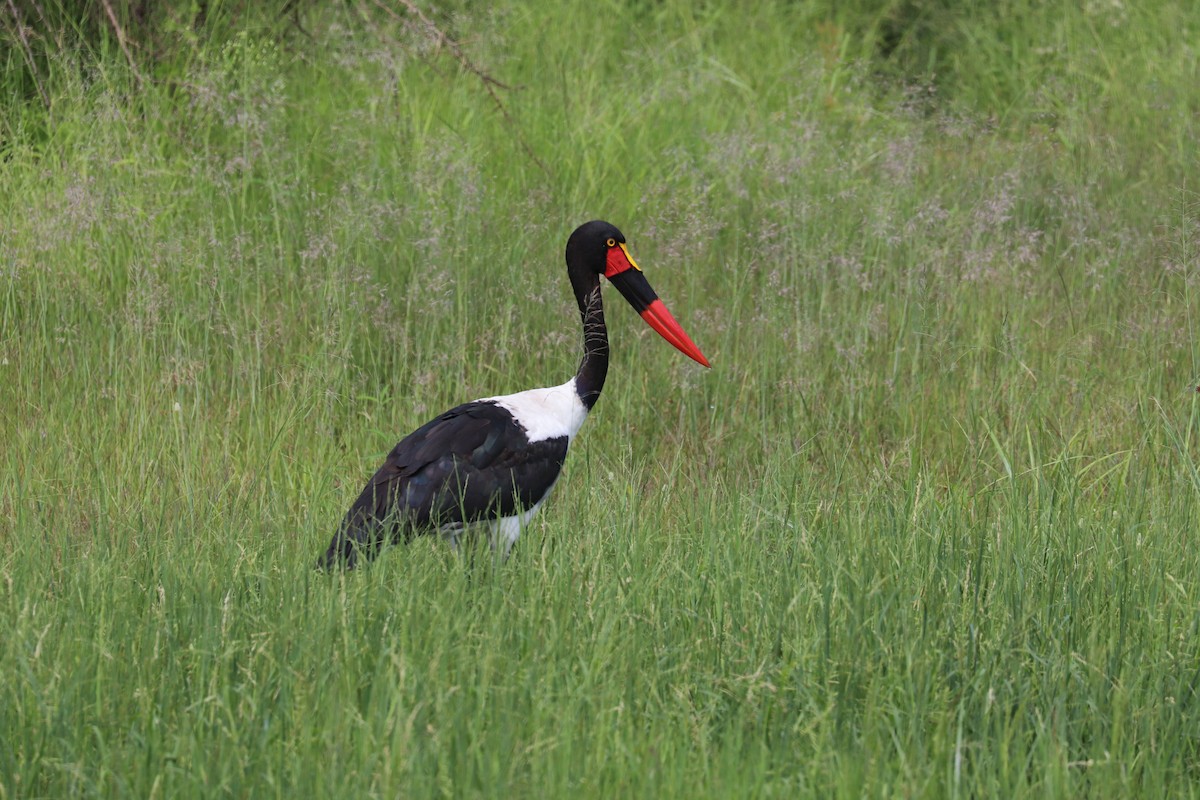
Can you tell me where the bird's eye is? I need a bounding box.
[606,238,616,247]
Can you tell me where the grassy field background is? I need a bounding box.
[2,0,1199,796]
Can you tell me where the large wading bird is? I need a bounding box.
[320,220,710,569]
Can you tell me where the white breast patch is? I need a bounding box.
[482,377,589,444]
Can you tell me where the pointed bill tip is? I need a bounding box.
[640,299,711,368]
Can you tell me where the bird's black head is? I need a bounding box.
[565,220,627,275]
[563,219,711,368]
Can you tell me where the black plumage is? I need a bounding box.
[319,220,709,570]
[320,402,567,569]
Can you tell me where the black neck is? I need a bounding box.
[571,273,608,410]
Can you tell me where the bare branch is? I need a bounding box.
[371,0,511,89]
[368,0,551,179]
[98,0,146,91]
[4,0,51,109]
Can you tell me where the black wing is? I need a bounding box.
[320,401,568,568]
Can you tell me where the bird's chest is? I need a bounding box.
[482,380,589,444]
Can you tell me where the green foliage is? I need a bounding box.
[2,0,1199,796]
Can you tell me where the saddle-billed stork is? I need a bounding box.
[319,220,710,569]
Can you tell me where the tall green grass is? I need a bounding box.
[2,0,1199,796]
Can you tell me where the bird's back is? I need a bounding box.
[320,397,572,568]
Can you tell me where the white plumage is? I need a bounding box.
[483,377,590,444]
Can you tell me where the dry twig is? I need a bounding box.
[368,0,551,179]
[98,0,146,91]
[4,0,51,109]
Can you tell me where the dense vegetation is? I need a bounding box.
[3,1,1199,796]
